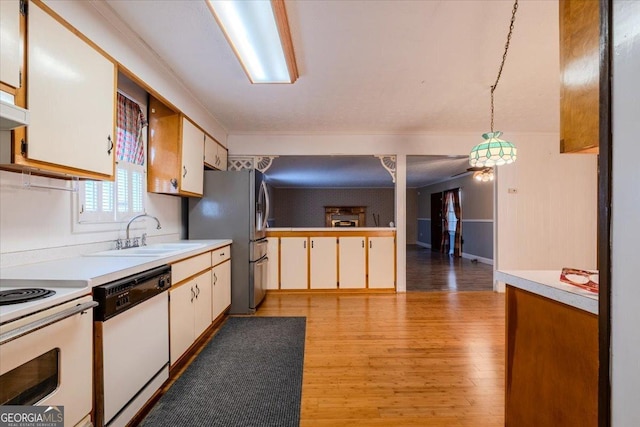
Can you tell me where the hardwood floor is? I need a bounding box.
[406,245,493,292]
[257,291,505,426]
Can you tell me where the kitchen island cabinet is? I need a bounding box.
[338,237,366,289]
[267,228,395,292]
[310,237,337,289]
[497,270,598,426]
[279,237,308,289]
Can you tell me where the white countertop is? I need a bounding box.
[496,270,598,315]
[267,227,396,232]
[0,240,231,287]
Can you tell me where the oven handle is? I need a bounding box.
[0,301,98,345]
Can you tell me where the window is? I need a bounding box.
[79,92,147,223]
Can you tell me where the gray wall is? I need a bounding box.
[270,188,395,228]
[415,174,493,260]
[406,188,418,244]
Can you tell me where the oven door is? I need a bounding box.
[0,296,95,427]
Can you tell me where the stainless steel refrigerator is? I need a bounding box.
[188,169,269,314]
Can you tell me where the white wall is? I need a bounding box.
[611,1,640,424]
[229,131,598,292]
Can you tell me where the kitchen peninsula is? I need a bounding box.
[496,270,598,427]
[266,228,396,292]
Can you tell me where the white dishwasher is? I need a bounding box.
[93,265,171,427]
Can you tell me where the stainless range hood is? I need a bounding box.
[0,99,29,130]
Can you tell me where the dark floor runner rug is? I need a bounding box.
[140,317,306,427]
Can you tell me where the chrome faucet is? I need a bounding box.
[125,214,162,246]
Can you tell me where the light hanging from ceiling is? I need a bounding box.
[473,168,495,182]
[206,0,299,84]
[469,0,519,168]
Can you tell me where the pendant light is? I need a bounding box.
[469,0,519,168]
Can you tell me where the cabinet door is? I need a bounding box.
[339,237,366,289]
[217,143,228,171]
[169,281,194,365]
[280,237,308,290]
[368,237,395,289]
[180,118,204,195]
[204,133,217,169]
[0,0,21,89]
[310,237,337,289]
[559,0,600,153]
[212,260,231,319]
[193,270,212,338]
[28,3,115,176]
[266,238,279,290]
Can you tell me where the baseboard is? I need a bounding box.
[416,241,431,249]
[460,252,494,266]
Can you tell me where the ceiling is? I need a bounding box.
[104,0,559,185]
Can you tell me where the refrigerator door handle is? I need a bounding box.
[259,180,270,231]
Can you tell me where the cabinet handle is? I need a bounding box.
[362,240,364,248]
[214,272,217,285]
[220,252,225,256]
[107,135,113,155]
[195,283,200,298]
[183,166,187,178]
[190,286,195,303]
[369,241,372,249]
[303,241,306,249]
[311,240,314,249]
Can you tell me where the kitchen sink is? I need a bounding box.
[85,242,207,257]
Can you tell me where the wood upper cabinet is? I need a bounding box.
[148,95,204,196]
[2,1,116,179]
[559,0,600,153]
[0,0,22,91]
[204,133,228,171]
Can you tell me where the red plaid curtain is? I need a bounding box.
[116,93,147,165]
[439,189,462,256]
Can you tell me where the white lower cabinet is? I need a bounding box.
[169,269,212,365]
[212,259,231,320]
[280,237,308,289]
[310,237,337,289]
[368,236,396,289]
[339,237,367,289]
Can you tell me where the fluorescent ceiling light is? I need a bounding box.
[206,0,298,84]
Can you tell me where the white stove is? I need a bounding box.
[0,279,91,325]
[0,279,95,426]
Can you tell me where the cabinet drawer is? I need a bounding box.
[211,245,231,266]
[171,252,211,284]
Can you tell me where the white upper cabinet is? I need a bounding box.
[27,2,115,177]
[0,0,22,90]
[180,118,204,195]
[204,133,227,171]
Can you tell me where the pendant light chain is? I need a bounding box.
[490,0,519,132]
